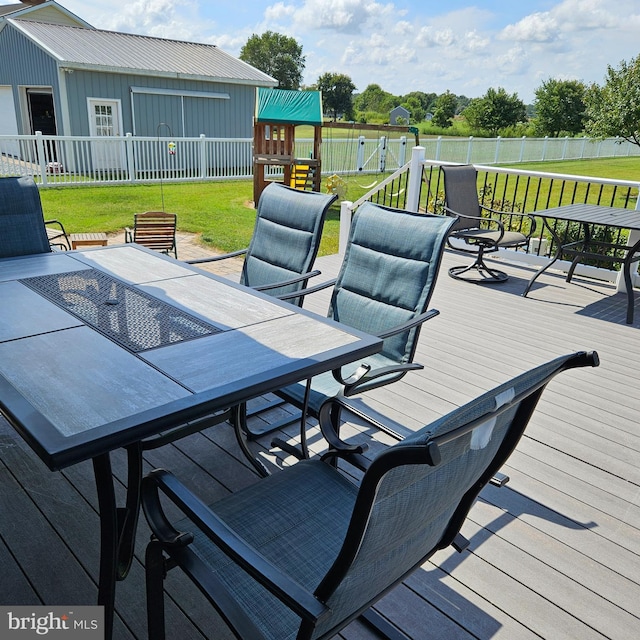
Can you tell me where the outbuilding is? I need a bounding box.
[0,1,277,142]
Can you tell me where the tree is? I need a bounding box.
[431,91,457,128]
[353,84,396,114]
[534,78,586,137]
[463,87,526,136]
[316,72,357,121]
[401,96,424,123]
[585,54,640,147]
[239,31,305,90]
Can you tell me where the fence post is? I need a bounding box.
[125,133,135,182]
[494,136,501,164]
[562,136,569,160]
[435,136,442,160]
[466,136,473,164]
[379,136,387,172]
[200,134,207,179]
[405,146,425,212]
[35,131,48,186]
[519,136,526,162]
[541,136,548,161]
[581,136,587,158]
[357,136,365,172]
[398,136,407,167]
[339,200,353,255]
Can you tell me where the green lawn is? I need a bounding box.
[39,156,640,257]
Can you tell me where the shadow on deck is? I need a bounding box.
[1,249,639,639]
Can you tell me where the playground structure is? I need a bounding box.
[252,88,419,203]
[252,89,323,203]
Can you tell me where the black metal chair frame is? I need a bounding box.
[142,351,599,640]
[442,164,537,284]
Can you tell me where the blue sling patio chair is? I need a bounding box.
[187,182,336,307]
[142,350,598,640]
[238,200,456,469]
[442,164,536,283]
[137,182,337,453]
[0,175,70,257]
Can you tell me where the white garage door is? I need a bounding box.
[0,86,20,157]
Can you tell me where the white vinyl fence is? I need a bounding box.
[1,131,638,187]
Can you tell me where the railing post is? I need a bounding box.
[339,200,353,256]
[200,134,207,179]
[405,146,425,212]
[125,133,135,182]
[35,131,48,185]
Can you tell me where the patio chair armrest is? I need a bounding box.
[186,248,248,264]
[44,218,67,234]
[142,469,330,624]
[277,278,337,301]
[339,362,424,396]
[254,269,322,292]
[481,205,538,237]
[376,308,439,340]
[445,206,505,233]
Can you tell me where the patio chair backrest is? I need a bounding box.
[241,182,336,299]
[329,201,455,365]
[0,176,51,258]
[312,351,599,638]
[442,164,483,231]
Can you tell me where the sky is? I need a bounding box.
[58,0,640,104]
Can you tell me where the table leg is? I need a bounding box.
[92,454,118,640]
[92,444,144,640]
[621,236,640,324]
[523,218,563,297]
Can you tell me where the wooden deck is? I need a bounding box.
[1,249,639,639]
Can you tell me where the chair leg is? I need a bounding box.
[232,404,270,476]
[448,246,508,283]
[145,540,167,640]
[271,380,314,461]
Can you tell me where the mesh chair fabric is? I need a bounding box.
[0,176,51,258]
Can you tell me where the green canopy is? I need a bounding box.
[255,88,323,125]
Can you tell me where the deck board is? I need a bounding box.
[1,249,640,638]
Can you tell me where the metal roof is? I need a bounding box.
[0,4,27,17]
[9,18,277,86]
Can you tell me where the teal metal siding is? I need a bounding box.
[0,26,60,132]
[65,71,255,137]
[1,23,257,138]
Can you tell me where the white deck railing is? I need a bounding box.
[341,146,640,288]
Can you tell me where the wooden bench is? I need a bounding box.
[70,232,108,249]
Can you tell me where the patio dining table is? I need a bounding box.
[0,244,382,639]
[522,203,640,324]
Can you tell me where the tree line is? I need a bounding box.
[239,31,640,146]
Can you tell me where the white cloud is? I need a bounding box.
[500,12,560,43]
[284,0,398,34]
